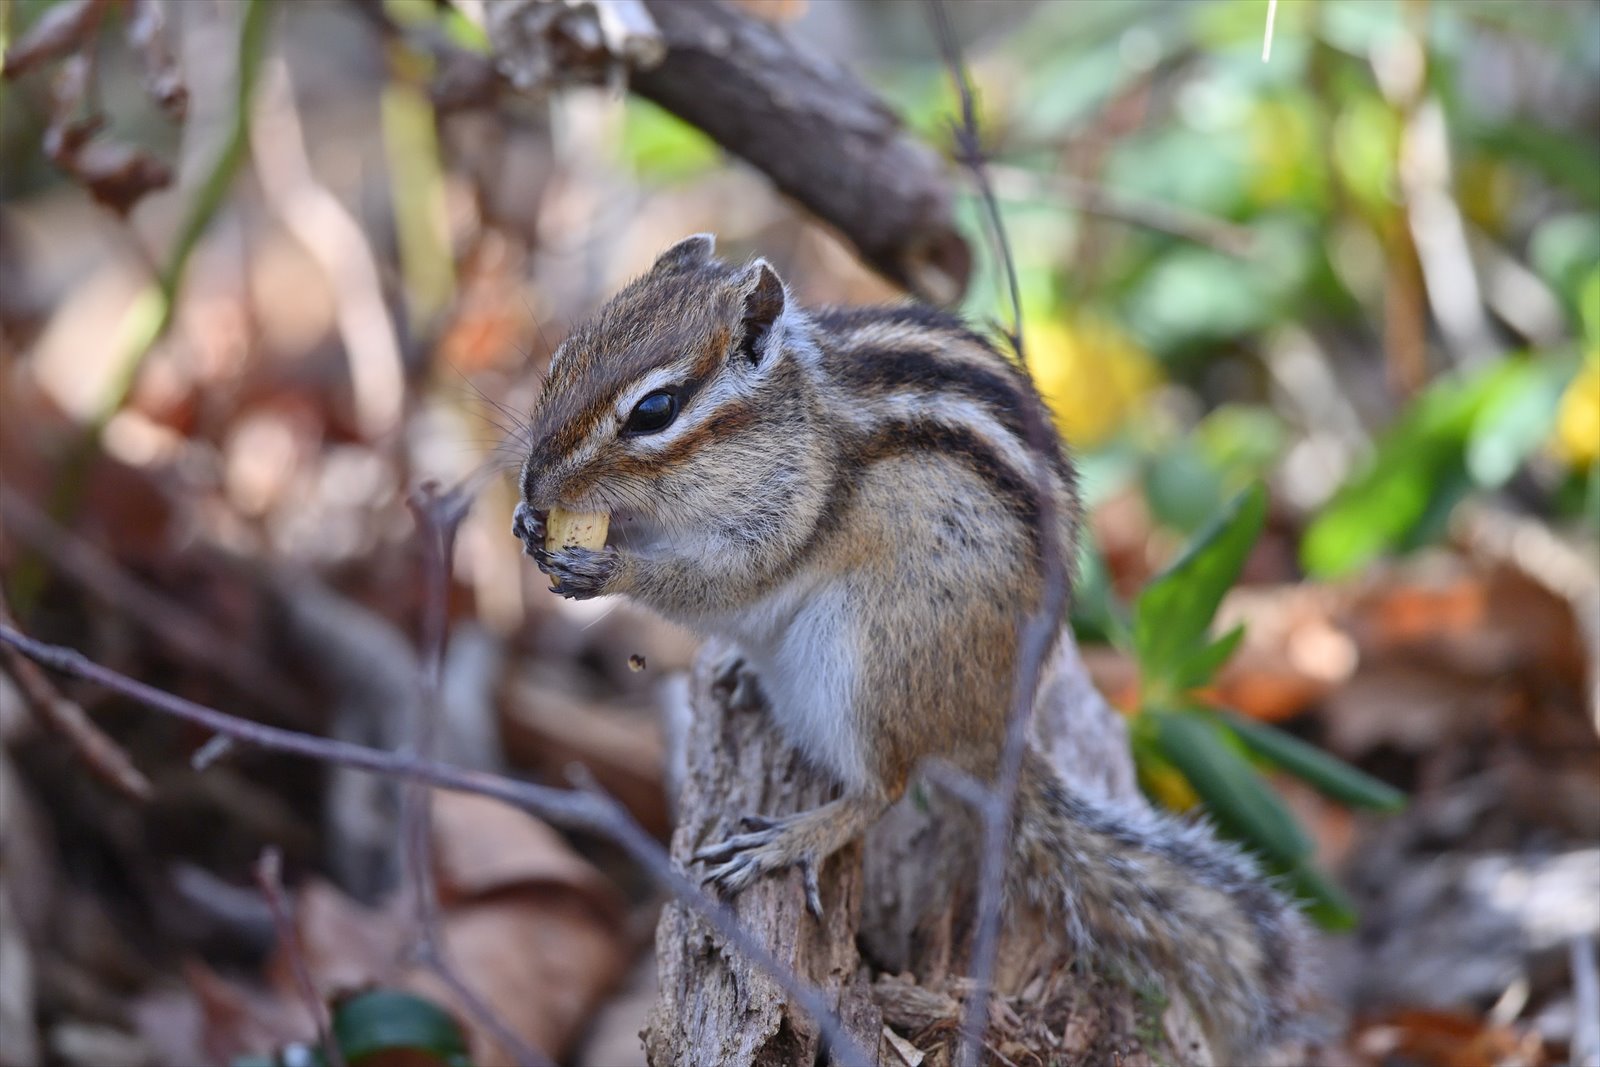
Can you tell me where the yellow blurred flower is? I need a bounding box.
[1138,759,1200,813]
[1554,354,1600,467]
[1029,315,1161,448]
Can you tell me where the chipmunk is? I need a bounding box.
[512,235,1312,1060]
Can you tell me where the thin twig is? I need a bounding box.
[253,846,345,1067]
[0,591,152,801]
[926,4,1072,1065]
[403,482,553,1067]
[1262,0,1279,63]
[191,734,237,771]
[0,622,872,1067]
[1572,935,1600,1067]
[987,164,1256,258]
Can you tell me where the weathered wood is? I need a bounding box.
[645,643,882,1065]
[647,638,1205,1066]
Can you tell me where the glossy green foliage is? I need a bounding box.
[1121,484,1401,927]
[233,989,473,1067]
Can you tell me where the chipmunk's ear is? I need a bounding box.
[735,259,786,366]
[653,233,716,272]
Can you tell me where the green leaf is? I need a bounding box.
[1151,709,1311,867]
[1194,404,1289,486]
[1301,361,1542,578]
[1224,713,1405,812]
[1468,355,1580,489]
[1168,624,1247,692]
[1133,483,1267,687]
[1143,445,1226,534]
[1473,124,1600,210]
[1069,532,1130,647]
[333,989,472,1067]
[1577,266,1600,349]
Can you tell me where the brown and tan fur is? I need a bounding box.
[514,235,1311,1060]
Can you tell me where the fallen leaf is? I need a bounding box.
[1352,1007,1548,1067]
[500,672,669,838]
[430,791,622,909]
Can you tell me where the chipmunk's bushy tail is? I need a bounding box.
[1013,751,1314,1060]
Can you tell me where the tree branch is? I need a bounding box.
[626,0,971,304]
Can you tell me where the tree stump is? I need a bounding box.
[645,638,1208,1066]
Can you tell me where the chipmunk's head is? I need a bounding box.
[518,234,820,557]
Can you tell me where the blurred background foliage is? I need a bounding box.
[1,0,1598,1062]
[605,0,1600,603]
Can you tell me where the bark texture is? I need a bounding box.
[631,0,971,305]
[645,638,1207,1066]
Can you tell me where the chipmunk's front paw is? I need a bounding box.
[511,502,545,555]
[693,814,824,918]
[532,544,619,600]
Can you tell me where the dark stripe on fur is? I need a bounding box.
[816,303,994,352]
[854,419,1044,537]
[818,307,1075,486]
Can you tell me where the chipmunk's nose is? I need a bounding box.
[517,451,562,513]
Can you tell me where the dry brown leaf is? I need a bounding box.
[1207,644,1339,723]
[408,890,629,1063]
[272,878,410,1001]
[730,0,808,22]
[422,794,629,1060]
[500,675,669,838]
[261,796,631,1064]
[1352,1008,1548,1067]
[430,791,623,909]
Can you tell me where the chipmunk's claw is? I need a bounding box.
[532,544,618,599]
[511,502,546,554]
[800,860,823,918]
[693,816,824,919]
[711,653,764,713]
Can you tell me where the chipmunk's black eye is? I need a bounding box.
[623,389,679,435]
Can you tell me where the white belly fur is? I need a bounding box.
[710,583,866,790]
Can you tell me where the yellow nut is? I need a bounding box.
[545,507,610,590]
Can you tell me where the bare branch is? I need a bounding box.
[403,482,553,1067]
[254,847,345,1067]
[628,0,972,304]
[925,4,1073,1065]
[0,591,152,802]
[126,0,188,120]
[250,54,406,438]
